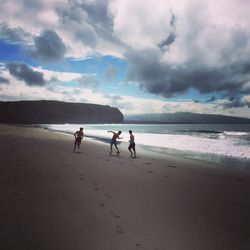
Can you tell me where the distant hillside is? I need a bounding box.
[0,100,123,124]
[124,112,250,124]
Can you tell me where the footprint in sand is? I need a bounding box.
[99,202,105,207]
[147,170,154,174]
[115,225,124,234]
[110,211,121,219]
[104,194,112,199]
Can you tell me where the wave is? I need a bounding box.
[133,133,250,159]
[84,130,250,159]
[176,129,223,134]
[43,124,250,159]
[223,131,250,136]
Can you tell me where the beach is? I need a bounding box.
[1,124,250,250]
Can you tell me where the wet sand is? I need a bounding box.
[1,124,250,250]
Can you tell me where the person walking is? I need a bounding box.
[128,130,136,158]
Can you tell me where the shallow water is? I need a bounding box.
[42,123,250,163]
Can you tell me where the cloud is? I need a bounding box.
[33,67,81,82]
[104,94,123,101]
[31,30,66,62]
[206,96,217,103]
[0,22,31,43]
[193,96,217,104]
[103,94,133,110]
[1,0,250,60]
[57,3,98,48]
[223,96,250,109]
[1,0,250,117]
[55,0,126,56]
[114,0,250,110]
[158,13,177,51]
[6,63,46,86]
[0,76,9,84]
[104,66,119,81]
[75,75,100,89]
[125,48,250,99]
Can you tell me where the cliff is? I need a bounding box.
[0,101,124,124]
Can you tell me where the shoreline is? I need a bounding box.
[43,124,250,169]
[1,124,250,250]
[39,123,250,162]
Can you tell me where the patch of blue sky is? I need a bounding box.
[0,41,21,61]
[180,88,222,102]
[64,55,127,76]
[0,41,218,103]
[43,55,127,91]
[0,41,34,65]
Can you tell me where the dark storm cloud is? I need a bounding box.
[223,96,250,109]
[0,76,9,84]
[125,48,250,99]
[158,13,177,50]
[7,63,46,86]
[80,0,111,25]
[206,96,217,103]
[193,96,217,103]
[122,8,250,112]
[32,30,66,62]
[158,33,176,50]
[0,23,31,43]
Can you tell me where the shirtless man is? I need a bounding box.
[108,130,123,155]
[74,127,84,152]
[128,130,136,158]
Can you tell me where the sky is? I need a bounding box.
[0,0,250,118]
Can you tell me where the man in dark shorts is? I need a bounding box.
[108,130,123,155]
[128,130,136,158]
[74,127,84,152]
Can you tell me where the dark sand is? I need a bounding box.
[1,125,250,250]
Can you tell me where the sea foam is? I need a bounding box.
[46,124,250,159]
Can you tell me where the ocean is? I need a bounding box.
[42,123,250,165]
